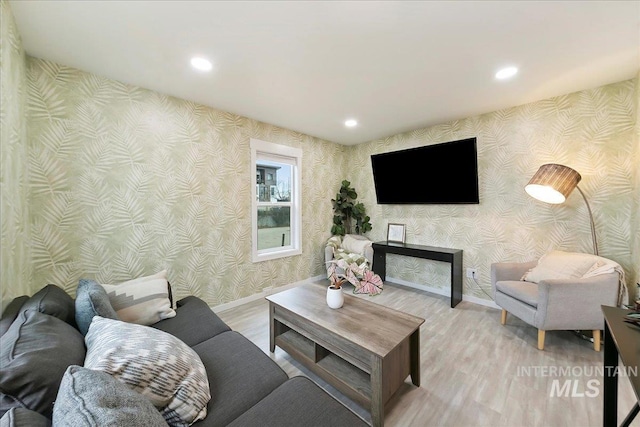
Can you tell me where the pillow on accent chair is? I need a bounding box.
[521,250,599,283]
[84,316,210,426]
[52,366,168,427]
[75,279,119,336]
[0,310,86,418]
[341,234,372,255]
[100,270,176,325]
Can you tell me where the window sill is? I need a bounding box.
[252,248,302,263]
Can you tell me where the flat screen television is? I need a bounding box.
[371,137,479,204]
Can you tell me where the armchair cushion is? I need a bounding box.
[495,281,538,308]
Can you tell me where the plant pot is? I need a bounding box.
[326,286,344,309]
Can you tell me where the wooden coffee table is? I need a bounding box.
[266,284,425,427]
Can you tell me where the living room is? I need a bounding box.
[1,1,639,426]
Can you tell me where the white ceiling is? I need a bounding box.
[10,1,640,145]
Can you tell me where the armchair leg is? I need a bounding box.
[500,309,507,325]
[537,330,545,350]
[593,329,601,352]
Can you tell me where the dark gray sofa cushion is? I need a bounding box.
[152,296,230,347]
[52,366,168,427]
[0,407,51,427]
[74,279,119,335]
[21,285,75,326]
[0,296,28,337]
[0,310,86,418]
[191,331,288,427]
[227,376,367,427]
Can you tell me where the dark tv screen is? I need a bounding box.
[370,137,479,204]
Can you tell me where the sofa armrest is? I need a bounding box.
[535,273,619,330]
[324,245,333,278]
[325,245,334,273]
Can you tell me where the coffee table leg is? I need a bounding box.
[371,356,384,427]
[269,303,275,353]
[410,329,420,387]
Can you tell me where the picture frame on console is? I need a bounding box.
[387,223,406,243]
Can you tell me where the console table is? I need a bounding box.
[602,305,639,427]
[372,241,463,308]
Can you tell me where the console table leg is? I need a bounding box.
[373,252,387,281]
[603,321,618,427]
[451,251,463,308]
[371,356,384,427]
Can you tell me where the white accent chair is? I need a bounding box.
[325,234,373,277]
[491,261,619,351]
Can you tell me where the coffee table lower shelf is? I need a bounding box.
[276,329,372,408]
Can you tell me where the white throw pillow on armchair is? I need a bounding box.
[521,250,599,283]
[341,234,372,255]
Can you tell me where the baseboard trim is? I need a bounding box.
[212,274,500,312]
[386,276,500,310]
[212,275,325,313]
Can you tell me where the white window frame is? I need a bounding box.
[250,138,302,262]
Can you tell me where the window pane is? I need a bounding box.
[251,138,301,263]
[257,206,291,250]
[256,161,291,203]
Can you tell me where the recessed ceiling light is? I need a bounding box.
[495,66,518,80]
[344,119,358,128]
[191,57,212,72]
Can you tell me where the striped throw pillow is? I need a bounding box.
[101,270,176,326]
[84,316,210,426]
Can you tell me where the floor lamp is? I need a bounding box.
[525,163,600,344]
[524,163,598,256]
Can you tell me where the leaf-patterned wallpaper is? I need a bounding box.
[348,79,640,302]
[2,0,638,307]
[633,70,640,298]
[25,57,346,304]
[1,0,31,307]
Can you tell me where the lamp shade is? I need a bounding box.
[525,164,581,204]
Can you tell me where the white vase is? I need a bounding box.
[326,286,344,309]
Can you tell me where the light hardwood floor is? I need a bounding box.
[218,280,639,426]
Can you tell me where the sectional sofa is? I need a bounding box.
[0,284,367,426]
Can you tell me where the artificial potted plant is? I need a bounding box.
[326,261,346,309]
[331,180,372,236]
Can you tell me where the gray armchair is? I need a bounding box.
[491,261,619,351]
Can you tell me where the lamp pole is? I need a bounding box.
[575,186,598,256]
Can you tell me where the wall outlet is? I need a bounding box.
[466,268,477,279]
